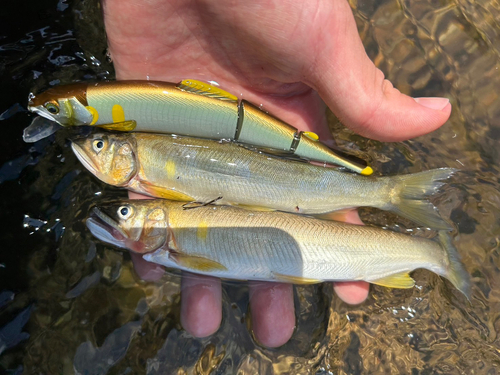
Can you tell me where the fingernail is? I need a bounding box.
[413,97,450,111]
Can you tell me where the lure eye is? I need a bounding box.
[44,101,59,114]
[92,139,105,153]
[118,205,133,220]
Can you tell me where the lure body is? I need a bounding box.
[28,80,372,175]
[87,199,471,298]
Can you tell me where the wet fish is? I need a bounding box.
[86,199,471,298]
[27,79,372,175]
[71,132,455,230]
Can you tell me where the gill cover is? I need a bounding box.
[71,133,137,186]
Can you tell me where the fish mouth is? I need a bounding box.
[71,141,99,176]
[86,207,130,248]
[87,206,147,253]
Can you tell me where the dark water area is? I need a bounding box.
[1,0,500,374]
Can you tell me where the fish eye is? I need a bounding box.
[44,101,59,114]
[92,139,105,153]
[118,205,133,220]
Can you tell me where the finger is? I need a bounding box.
[248,282,295,348]
[130,251,166,281]
[309,0,451,142]
[324,209,364,225]
[333,281,370,304]
[181,272,222,338]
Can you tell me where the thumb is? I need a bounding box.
[307,1,451,142]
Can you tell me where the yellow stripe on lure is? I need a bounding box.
[28,79,372,175]
[86,199,471,299]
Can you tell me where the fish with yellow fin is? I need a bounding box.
[71,132,455,230]
[86,199,471,298]
[27,79,372,175]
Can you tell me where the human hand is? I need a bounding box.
[102,0,452,347]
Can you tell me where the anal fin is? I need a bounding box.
[274,273,322,284]
[98,120,137,131]
[371,272,415,289]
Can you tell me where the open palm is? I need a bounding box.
[102,0,451,347]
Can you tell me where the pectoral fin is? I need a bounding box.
[98,120,137,131]
[165,227,226,272]
[274,273,322,284]
[171,252,228,272]
[177,79,238,102]
[371,272,415,289]
[140,184,195,201]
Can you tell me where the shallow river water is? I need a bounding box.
[0,0,499,374]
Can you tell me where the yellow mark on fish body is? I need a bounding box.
[165,160,176,179]
[112,104,125,123]
[197,220,209,240]
[86,106,99,125]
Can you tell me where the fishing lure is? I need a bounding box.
[28,79,372,175]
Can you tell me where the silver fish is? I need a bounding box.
[71,132,455,229]
[87,199,471,298]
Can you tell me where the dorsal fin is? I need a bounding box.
[177,79,238,102]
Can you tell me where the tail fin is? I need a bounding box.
[437,231,472,299]
[389,168,456,230]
